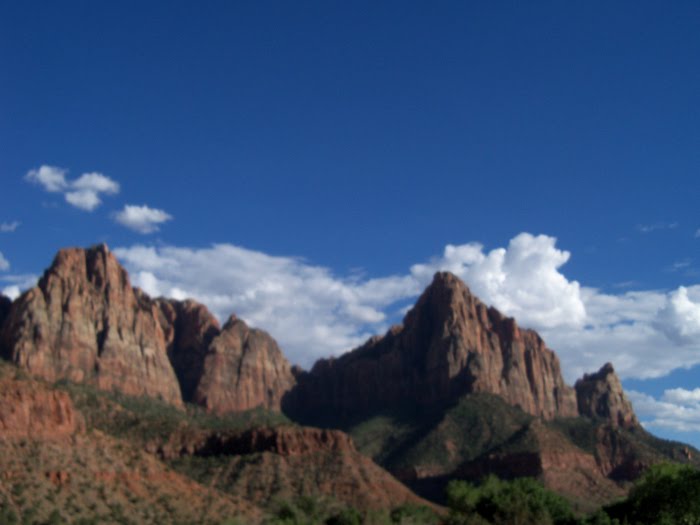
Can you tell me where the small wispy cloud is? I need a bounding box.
[0,252,9,271]
[665,259,692,273]
[695,229,700,239]
[0,221,20,233]
[637,221,679,233]
[25,165,120,211]
[114,204,173,234]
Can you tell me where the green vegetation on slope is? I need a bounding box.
[55,379,290,446]
[350,393,533,473]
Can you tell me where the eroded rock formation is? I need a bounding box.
[0,245,296,413]
[194,316,296,414]
[157,298,220,402]
[0,376,81,439]
[0,245,184,405]
[576,363,638,429]
[286,271,578,421]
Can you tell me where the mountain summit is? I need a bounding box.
[285,271,579,421]
[0,244,296,412]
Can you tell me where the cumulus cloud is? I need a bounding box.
[2,285,20,300]
[628,389,700,434]
[0,252,9,271]
[112,233,700,381]
[109,234,590,370]
[411,234,586,329]
[653,287,700,345]
[0,274,38,300]
[25,165,68,192]
[0,221,20,233]
[25,165,119,211]
[114,205,173,234]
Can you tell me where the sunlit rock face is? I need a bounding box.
[0,244,183,405]
[286,271,578,421]
[576,362,639,429]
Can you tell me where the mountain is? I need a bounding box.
[284,271,578,423]
[0,244,697,517]
[0,244,296,413]
[283,271,698,509]
[193,314,296,414]
[0,245,434,523]
[0,244,184,406]
[575,362,638,429]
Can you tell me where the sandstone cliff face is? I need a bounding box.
[156,299,220,402]
[287,271,577,421]
[0,245,297,414]
[576,363,638,429]
[0,376,80,439]
[0,245,183,406]
[194,316,296,413]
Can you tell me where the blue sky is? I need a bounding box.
[1,2,700,445]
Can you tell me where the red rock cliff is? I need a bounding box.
[194,316,296,413]
[157,298,220,402]
[0,376,80,439]
[575,363,638,429]
[0,245,183,405]
[286,272,578,421]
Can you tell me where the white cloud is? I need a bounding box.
[65,190,102,211]
[0,252,9,271]
[663,388,700,405]
[628,389,700,435]
[653,287,700,345]
[0,221,20,233]
[114,205,173,234]
[0,274,38,300]
[411,233,586,329]
[25,165,68,192]
[637,222,678,233]
[2,285,20,300]
[112,234,700,380]
[110,234,585,370]
[25,165,119,211]
[71,172,120,194]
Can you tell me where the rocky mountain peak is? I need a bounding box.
[1,244,184,405]
[286,271,578,422]
[575,362,638,429]
[0,245,298,415]
[194,316,296,414]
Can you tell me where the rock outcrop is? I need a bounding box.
[194,316,296,413]
[286,271,578,421]
[157,299,220,402]
[160,425,434,511]
[0,245,297,413]
[0,245,185,405]
[459,420,626,510]
[576,363,638,429]
[0,375,80,439]
[0,245,184,405]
